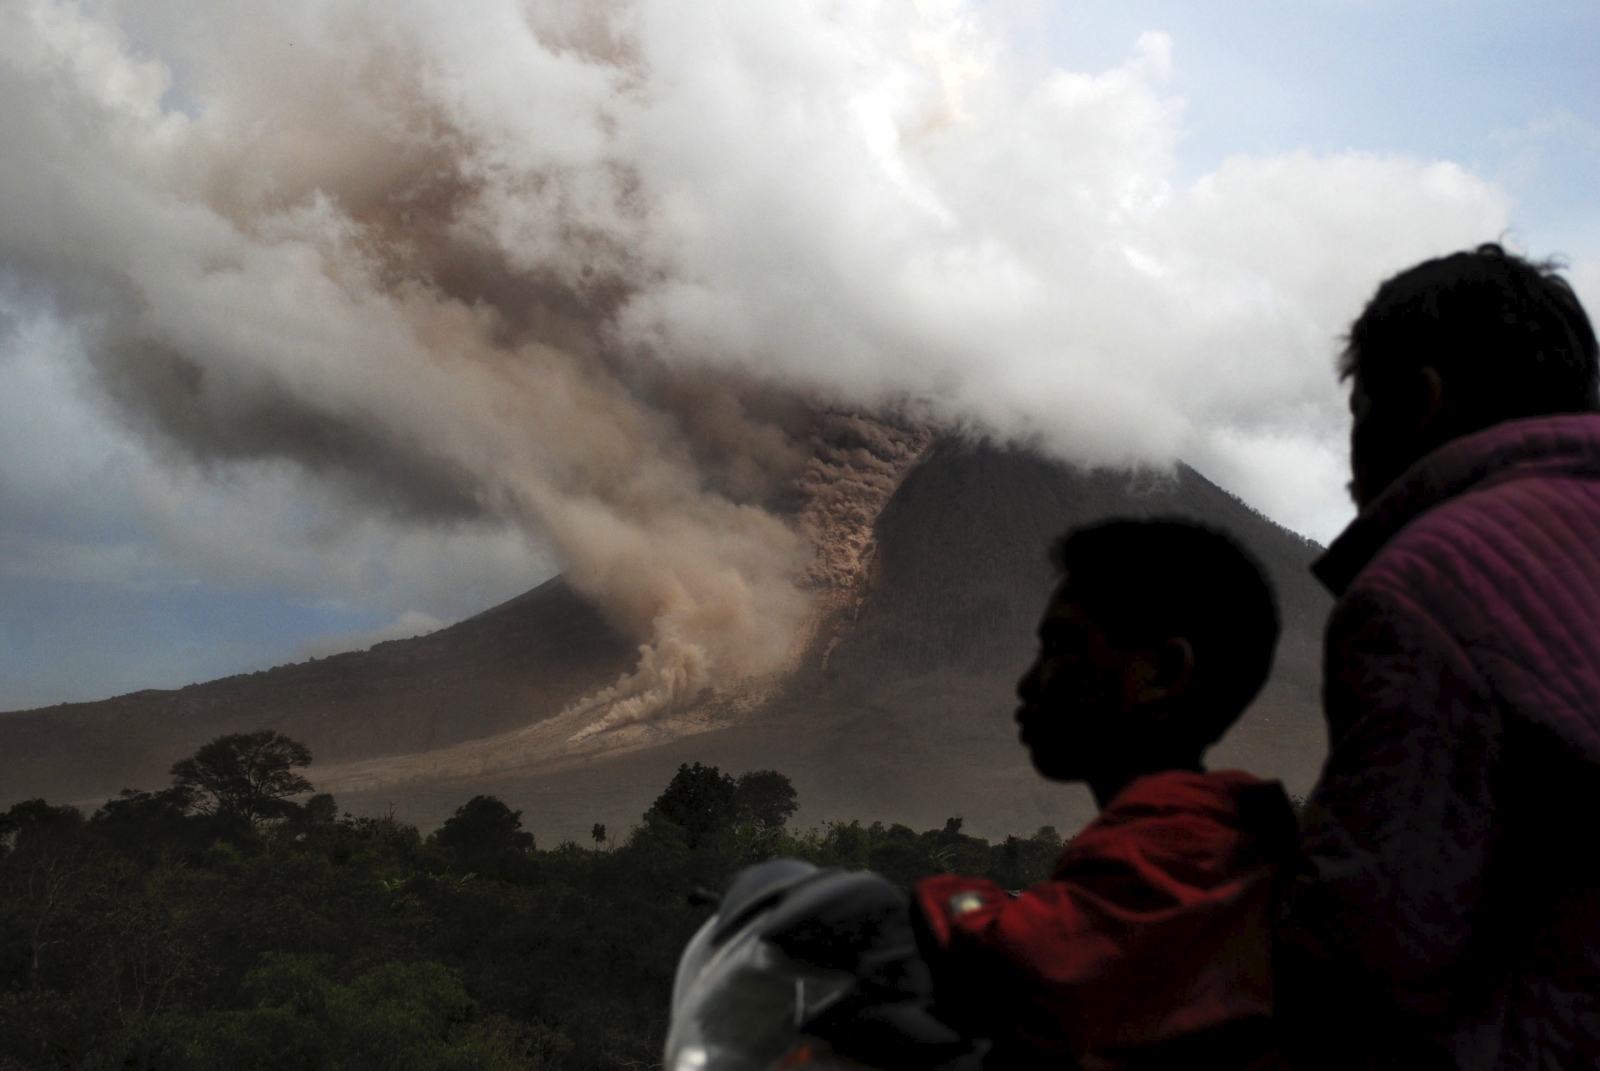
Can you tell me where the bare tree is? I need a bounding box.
[0,800,94,990]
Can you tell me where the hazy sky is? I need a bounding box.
[1,0,1596,709]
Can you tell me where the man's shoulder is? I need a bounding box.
[1331,461,1600,747]
[1356,464,1600,604]
[1321,415,1600,601]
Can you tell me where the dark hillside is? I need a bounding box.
[824,439,1326,685]
[0,579,634,802]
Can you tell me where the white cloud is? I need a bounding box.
[294,610,445,660]
[0,0,1523,709]
[0,293,552,617]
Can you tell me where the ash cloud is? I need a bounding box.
[0,0,1515,716]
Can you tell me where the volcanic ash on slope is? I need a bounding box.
[313,412,936,794]
[325,438,1333,842]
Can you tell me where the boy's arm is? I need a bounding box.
[916,872,1127,983]
[909,874,1014,1044]
[912,871,1121,1061]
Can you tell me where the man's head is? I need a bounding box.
[1015,520,1279,799]
[1343,244,1599,507]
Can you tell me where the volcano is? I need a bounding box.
[0,436,1331,842]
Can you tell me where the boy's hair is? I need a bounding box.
[1050,519,1279,747]
[1342,244,1599,426]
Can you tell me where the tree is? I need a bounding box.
[591,824,607,853]
[124,955,532,1071]
[169,730,314,828]
[90,787,198,857]
[648,763,738,849]
[432,796,535,869]
[733,770,798,830]
[648,766,801,848]
[0,800,93,989]
[300,793,339,825]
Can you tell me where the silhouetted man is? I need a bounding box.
[914,520,1296,1069]
[1282,245,1600,1068]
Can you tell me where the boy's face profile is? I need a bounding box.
[1015,578,1193,785]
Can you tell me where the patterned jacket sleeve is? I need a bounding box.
[1281,585,1501,1035]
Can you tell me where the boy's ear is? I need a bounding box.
[1130,636,1195,705]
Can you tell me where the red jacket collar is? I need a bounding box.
[1054,769,1298,878]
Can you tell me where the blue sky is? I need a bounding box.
[1053,1,1600,251]
[1,0,1596,709]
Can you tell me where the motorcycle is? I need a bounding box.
[665,860,978,1071]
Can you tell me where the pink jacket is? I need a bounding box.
[1284,414,1600,1069]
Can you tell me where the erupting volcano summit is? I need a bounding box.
[0,421,1329,843]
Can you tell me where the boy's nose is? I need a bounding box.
[1017,661,1041,703]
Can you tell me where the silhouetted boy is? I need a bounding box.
[914,519,1295,1070]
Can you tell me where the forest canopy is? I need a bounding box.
[0,733,1065,1071]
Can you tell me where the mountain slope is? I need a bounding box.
[328,439,1333,842]
[2,437,1333,841]
[0,579,635,802]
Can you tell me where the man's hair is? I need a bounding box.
[1051,519,1279,747]
[1341,244,1600,427]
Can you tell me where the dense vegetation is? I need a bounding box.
[0,736,1066,1071]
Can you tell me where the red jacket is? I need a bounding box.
[914,770,1293,1066]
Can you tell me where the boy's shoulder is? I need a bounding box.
[913,770,1293,1059]
[1057,770,1296,888]
[1094,769,1270,820]
[916,771,1295,939]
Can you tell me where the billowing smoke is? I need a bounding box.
[0,0,1512,721]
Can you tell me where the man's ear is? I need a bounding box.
[1130,637,1195,705]
[1417,365,1446,434]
